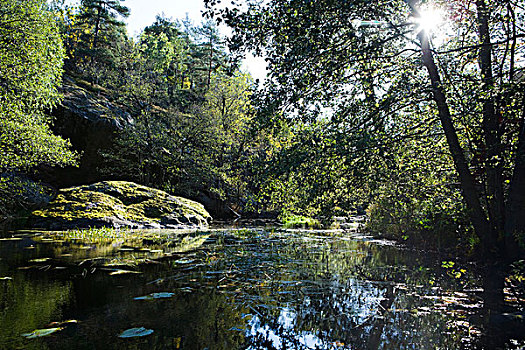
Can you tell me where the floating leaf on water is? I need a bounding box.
[22,327,63,338]
[104,261,137,268]
[174,259,194,265]
[48,320,78,327]
[146,278,165,285]
[109,269,141,276]
[228,327,245,332]
[29,258,52,263]
[143,259,161,265]
[38,265,52,271]
[134,292,175,300]
[118,327,154,338]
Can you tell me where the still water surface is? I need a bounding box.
[0,228,509,349]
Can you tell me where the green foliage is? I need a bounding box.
[206,0,525,254]
[251,120,356,219]
[281,214,321,229]
[61,226,131,241]
[0,175,54,223]
[0,0,78,222]
[0,0,77,173]
[99,67,257,210]
[363,134,475,246]
[40,9,257,215]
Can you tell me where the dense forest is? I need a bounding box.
[2,0,524,253]
[1,0,262,219]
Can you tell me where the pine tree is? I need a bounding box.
[75,0,130,68]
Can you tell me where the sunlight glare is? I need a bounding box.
[416,6,445,34]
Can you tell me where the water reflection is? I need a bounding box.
[0,229,521,349]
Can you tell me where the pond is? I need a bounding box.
[0,227,522,349]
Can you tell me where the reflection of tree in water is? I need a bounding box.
[0,270,72,350]
[188,233,481,349]
[0,231,501,349]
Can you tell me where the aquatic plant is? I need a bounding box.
[281,215,321,229]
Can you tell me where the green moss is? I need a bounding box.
[31,181,211,229]
[32,189,126,221]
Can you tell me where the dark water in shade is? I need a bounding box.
[0,228,522,349]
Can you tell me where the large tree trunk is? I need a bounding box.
[474,0,524,261]
[417,30,495,255]
[505,97,525,260]
[476,0,506,253]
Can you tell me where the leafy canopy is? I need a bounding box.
[0,0,77,172]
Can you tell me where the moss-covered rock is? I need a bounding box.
[30,181,211,230]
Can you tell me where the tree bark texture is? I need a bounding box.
[476,0,506,250]
[504,97,525,260]
[417,31,496,256]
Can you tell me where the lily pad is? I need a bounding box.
[108,269,142,276]
[174,259,194,265]
[48,320,78,327]
[118,327,154,338]
[134,292,175,300]
[118,248,135,252]
[22,327,63,339]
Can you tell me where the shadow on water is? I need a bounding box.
[0,228,523,349]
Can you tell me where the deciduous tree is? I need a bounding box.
[0,0,77,172]
[205,0,525,260]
